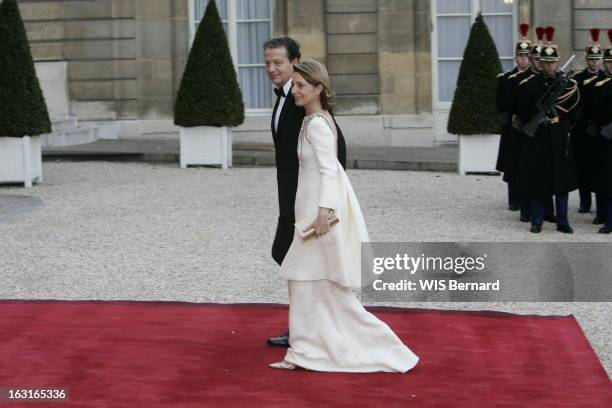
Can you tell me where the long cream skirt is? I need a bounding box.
[283,279,419,373]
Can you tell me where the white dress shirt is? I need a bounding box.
[274,79,293,133]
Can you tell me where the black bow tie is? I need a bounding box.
[274,87,286,98]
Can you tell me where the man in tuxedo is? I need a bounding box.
[263,37,347,347]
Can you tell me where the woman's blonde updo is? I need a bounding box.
[292,59,336,111]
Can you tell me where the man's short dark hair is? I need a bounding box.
[263,37,301,61]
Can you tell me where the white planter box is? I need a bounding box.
[179,126,232,169]
[458,134,501,175]
[0,136,42,188]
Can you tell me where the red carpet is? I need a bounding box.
[0,300,610,408]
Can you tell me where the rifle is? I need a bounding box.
[522,55,576,138]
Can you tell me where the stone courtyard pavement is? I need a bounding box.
[1,161,610,376]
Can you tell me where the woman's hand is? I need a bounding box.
[305,207,331,237]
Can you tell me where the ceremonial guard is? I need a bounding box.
[496,24,531,212]
[511,27,555,223]
[590,31,612,234]
[512,27,545,98]
[528,26,545,73]
[571,29,605,216]
[515,27,580,233]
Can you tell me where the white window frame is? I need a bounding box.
[431,0,517,142]
[432,0,517,111]
[188,0,274,115]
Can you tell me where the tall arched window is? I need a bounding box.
[189,0,274,112]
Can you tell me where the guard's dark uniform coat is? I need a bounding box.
[591,74,612,197]
[571,68,605,192]
[495,66,520,177]
[516,72,580,196]
[500,67,539,184]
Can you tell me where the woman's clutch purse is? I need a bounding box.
[295,209,340,241]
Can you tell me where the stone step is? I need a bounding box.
[42,126,99,147]
[51,117,78,132]
[233,149,276,167]
[92,122,121,140]
[234,143,275,152]
[43,140,458,172]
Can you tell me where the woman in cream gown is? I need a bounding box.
[269,60,419,373]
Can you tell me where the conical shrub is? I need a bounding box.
[0,0,51,137]
[174,0,244,128]
[447,13,502,135]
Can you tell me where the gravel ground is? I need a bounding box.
[1,161,610,377]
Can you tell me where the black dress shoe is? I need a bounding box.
[530,225,542,233]
[599,226,612,234]
[593,217,604,225]
[544,215,557,223]
[509,204,520,211]
[578,207,591,214]
[556,225,574,234]
[267,331,290,348]
[520,216,530,223]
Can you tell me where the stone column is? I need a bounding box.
[20,1,65,61]
[518,0,531,24]
[135,0,175,120]
[172,0,190,110]
[531,0,572,62]
[326,0,379,114]
[23,0,139,122]
[414,0,431,114]
[272,0,287,36]
[571,0,612,64]
[284,0,326,63]
[377,0,416,115]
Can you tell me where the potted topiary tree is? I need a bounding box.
[0,0,51,187]
[174,0,244,169]
[447,13,502,175]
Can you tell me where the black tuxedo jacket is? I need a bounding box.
[271,89,347,265]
